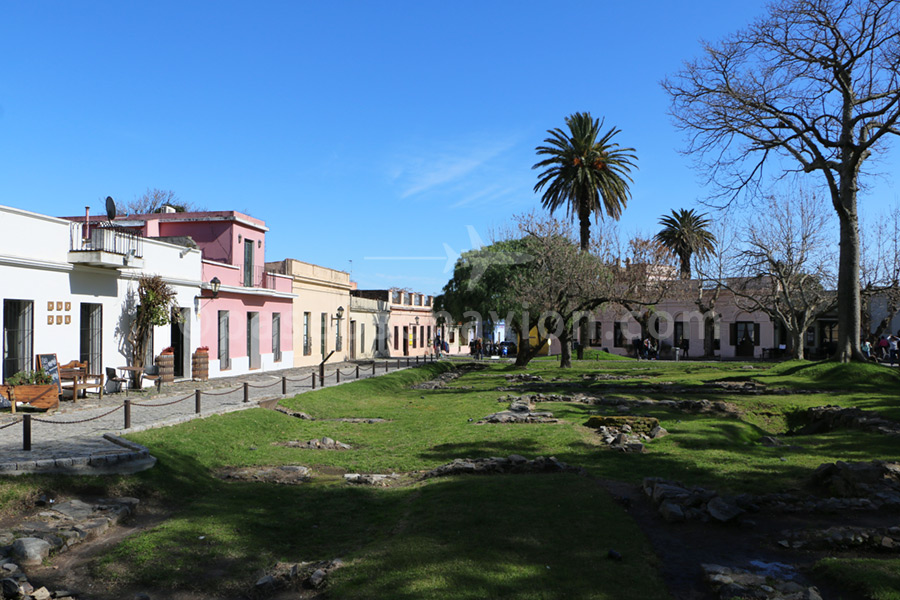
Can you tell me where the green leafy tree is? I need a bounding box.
[533,111,636,358]
[129,275,180,368]
[654,208,717,280]
[434,239,543,366]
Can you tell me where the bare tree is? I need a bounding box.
[693,215,737,357]
[664,0,900,362]
[511,214,614,368]
[608,234,678,355]
[110,188,201,215]
[725,192,838,359]
[860,203,900,338]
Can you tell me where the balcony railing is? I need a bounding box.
[69,223,143,265]
[240,265,278,289]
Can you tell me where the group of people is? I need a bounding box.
[467,339,512,359]
[635,337,659,360]
[862,333,900,365]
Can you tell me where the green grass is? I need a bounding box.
[3,358,899,597]
[815,558,900,600]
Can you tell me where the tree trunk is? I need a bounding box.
[577,320,587,360]
[703,316,716,358]
[559,329,572,369]
[790,328,804,360]
[835,193,864,362]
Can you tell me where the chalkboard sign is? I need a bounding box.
[36,353,60,394]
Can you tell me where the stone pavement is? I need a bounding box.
[0,358,433,475]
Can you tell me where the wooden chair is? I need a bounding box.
[142,365,161,391]
[59,360,104,401]
[106,367,129,395]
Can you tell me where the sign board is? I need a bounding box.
[36,353,61,394]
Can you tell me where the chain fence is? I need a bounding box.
[5,355,437,452]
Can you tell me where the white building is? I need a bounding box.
[1,205,202,387]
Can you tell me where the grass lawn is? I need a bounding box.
[2,358,899,598]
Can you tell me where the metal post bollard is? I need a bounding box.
[312,373,316,390]
[384,361,388,373]
[23,414,31,451]
[243,382,249,403]
[356,365,360,379]
[124,399,131,429]
[319,363,325,383]
[336,369,341,383]
[195,389,202,414]
[407,357,410,368]
[282,376,287,395]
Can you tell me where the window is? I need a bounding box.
[335,318,342,352]
[3,299,33,380]
[247,311,260,369]
[273,313,282,362]
[303,312,311,355]
[394,326,399,350]
[449,330,455,344]
[79,303,102,374]
[360,324,366,354]
[674,321,685,347]
[593,322,602,345]
[404,294,412,306]
[243,239,254,287]
[412,325,417,348]
[613,321,626,348]
[733,321,759,346]
[414,294,422,306]
[321,313,328,356]
[218,311,230,370]
[427,325,431,346]
[375,324,380,352]
[420,325,424,347]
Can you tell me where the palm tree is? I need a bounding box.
[533,112,637,251]
[654,208,716,279]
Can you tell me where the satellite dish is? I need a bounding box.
[105,196,117,221]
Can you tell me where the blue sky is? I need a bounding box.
[1,1,896,294]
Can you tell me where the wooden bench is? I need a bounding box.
[59,361,104,400]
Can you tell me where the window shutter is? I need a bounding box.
[754,323,761,346]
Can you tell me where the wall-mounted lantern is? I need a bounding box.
[210,277,221,298]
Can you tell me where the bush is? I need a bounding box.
[5,369,52,386]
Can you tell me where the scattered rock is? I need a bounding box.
[706,497,745,523]
[216,465,311,485]
[274,437,351,450]
[344,473,398,486]
[422,456,583,479]
[702,563,821,600]
[272,405,314,420]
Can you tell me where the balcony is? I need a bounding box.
[67,223,144,269]
[241,265,278,289]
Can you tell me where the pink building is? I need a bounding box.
[70,209,295,378]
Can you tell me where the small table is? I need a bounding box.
[118,366,145,389]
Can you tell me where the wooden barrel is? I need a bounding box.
[192,352,209,381]
[157,353,175,383]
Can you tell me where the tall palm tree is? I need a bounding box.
[654,208,716,279]
[533,112,637,251]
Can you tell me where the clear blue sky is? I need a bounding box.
[1,1,896,294]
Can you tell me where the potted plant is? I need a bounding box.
[2,369,58,412]
[160,346,174,355]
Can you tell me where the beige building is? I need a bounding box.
[348,295,391,359]
[352,289,437,357]
[266,259,351,367]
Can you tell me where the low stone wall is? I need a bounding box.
[0,497,138,599]
[421,455,583,479]
[795,405,900,437]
